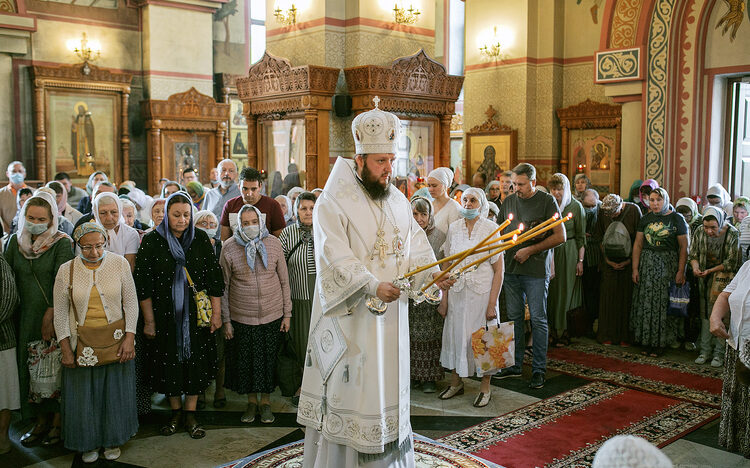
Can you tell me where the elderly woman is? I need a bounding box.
[487,201,499,223]
[409,196,446,394]
[92,192,140,271]
[427,167,461,236]
[195,210,219,247]
[631,187,689,356]
[186,182,205,210]
[221,205,291,424]
[53,223,138,463]
[4,191,74,446]
[275,195,295,227]
[675,197,703,236]
[547,173,585,347]
[160,181,182,199]
[573,173,591,201]
[47,181,82,226]
[134,192,223,439]
[689,206,741,367]
[486,180,502,206]
[733,197,749,228]
[145,198,166,232]
[0,252,19,455]
[593,194,641,345]
[710,258,750,458]
[77,171,109,215]
[439,188,504,407]
[279,192,316,404]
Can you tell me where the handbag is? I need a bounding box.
[68,261,125,367]
[471,320,515,376]
[276,333,302,397]
[708,230,735,307]
[184,267,212,327]
[27,339,62,402]
[667,281,690,317]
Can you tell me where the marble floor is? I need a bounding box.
[4,341,750,468]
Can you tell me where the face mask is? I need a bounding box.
[9,173,24,185]
[211,179,219,185]
[459,207,480,220]
[198,226,218,238]
[242,225,260,239]
[26,221,48,235]
[80,249,107,263]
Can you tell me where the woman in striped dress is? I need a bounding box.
[278,192,317,405]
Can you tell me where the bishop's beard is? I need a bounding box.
[359,163,391,201]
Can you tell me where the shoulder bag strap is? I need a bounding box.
[183,267,199,294]
[285,238,305,262]
[29,260,51,308]
[68,260,78,320]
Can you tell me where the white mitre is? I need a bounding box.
[351,96,400,155]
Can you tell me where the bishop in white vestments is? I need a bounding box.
[297,99,453,467]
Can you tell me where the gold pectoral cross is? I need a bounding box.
[372,229,388,267]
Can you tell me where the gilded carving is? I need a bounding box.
[468,106,512,133]
[610,0,643,48]
[0,0,17,13]
[236,51,339,101]
[595,48,641,83]
[716,0,747,41]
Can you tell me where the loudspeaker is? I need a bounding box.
[333,94,352,118]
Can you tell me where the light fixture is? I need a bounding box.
[394,3,420,25]
[479,26,503,60]
[274,2,298,25]
[66,32,101,75]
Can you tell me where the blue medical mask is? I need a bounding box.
[26,221,49,235]
[242,225,260,239]
[198,226,218,238]
[459,207,480,220]
[80,249,107,263]
[9,172,24,185]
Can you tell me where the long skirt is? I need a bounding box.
[61,360,138,452]
[134,315,153,415]
[441,284,496,378]
[597,262,633,344]
[289,299,313,370]
[631,249,682,348]
[225,318,282,394]
[719,342,750,458]
[408,299,444,382]
[0,347,20,411]
[547,239,583,333]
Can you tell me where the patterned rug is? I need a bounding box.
[438,381,719,468]
[221,436,499,468]
[536,343,724,407]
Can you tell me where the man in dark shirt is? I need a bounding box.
[220,167,286,240]
[494,163,565,389]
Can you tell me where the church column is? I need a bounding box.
[246,112,258,169]
[304,109,318,189]
[215,122,227,168]
[147,121,161,194]
[439,113,452,168]
[120,90,131,181]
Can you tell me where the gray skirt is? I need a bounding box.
[61,360,138,452]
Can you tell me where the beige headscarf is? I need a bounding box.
[16,191,70,259]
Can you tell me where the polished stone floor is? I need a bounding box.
[4,341,750,467]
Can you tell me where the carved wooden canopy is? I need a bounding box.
[556,98,621,129]
[236,52,340,115]
[344,49,464,115]
[142,87,229,128]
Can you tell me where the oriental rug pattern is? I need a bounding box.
[532,343,723,407]
[222,438,496,468]
[438,381,718,468]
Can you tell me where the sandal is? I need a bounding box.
[20,423,49,447]
[160,410,182,436]
[184,413,205,439]
[213,396,227,409]
[41,426,61,446]
[438,384,464,400]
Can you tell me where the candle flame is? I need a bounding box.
[518,223,524,231]
[566,212,573,219]
[511,234,518,243]
[553,212,560,220]
[508,213,514,220]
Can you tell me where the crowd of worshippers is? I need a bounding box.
[1,157,749,462]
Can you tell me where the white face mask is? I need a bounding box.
[198,226,218,238]
[26,221,49,235]
[242,225,260,239]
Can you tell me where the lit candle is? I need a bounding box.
[515,213,560,242]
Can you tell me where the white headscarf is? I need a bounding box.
[703,205,727,227]
[551,173,572,211]
[462,187,489,218]
[593,435,672,468]
[428,167,454,192]
[275,195,293,223]
[92,192,135,255]
[287,186,305,199]
[16,191,70,259]
[706,183,731,207]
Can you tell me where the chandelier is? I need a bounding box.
[394,3,420,25]
[274,3,298,25]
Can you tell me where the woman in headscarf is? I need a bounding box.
[688,206,741,368]
[274,195,294,227]
[626,179,643,203]
[593,194,642,345]
[92,192,140,271]
[221,204,291,425]
[9,187,33,235]
[134,192,223,439]
[732,197,748,228]
[409,196,446,394]
[36,187,75,237]
[145,198,166,232]
[186,182,206,211]
[439,188,504,408]
[47,181,82,225]
[638,179,660,214]
[675,197,703,235]
[631,187,689,357]
[160,181,182,200]
[77,171,109,215]
[53,223,138,463]
[279,192,316,405]
[427,168,461,237]
[4,191,74,446]
[705,183,731,211]
[546,174,586,346]
[573,173,591,201]
[674,197,703,350]
[485,180,502,206]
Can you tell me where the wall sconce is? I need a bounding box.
[66,32,101,75]
[479,26,503,60]
[394,3,420,25]
[274,2,298,25]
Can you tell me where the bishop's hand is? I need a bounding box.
[376,282,401,303]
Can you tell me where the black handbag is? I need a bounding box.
[276,333,302,397]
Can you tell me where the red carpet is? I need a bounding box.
[439,381,719,468]
[540,343,723,407]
